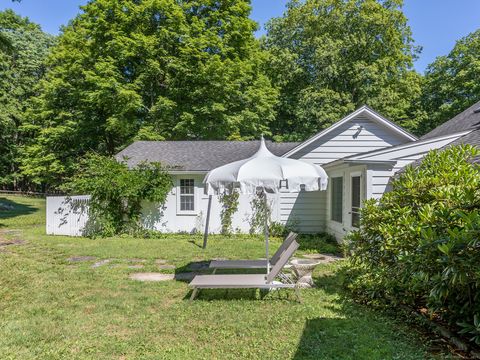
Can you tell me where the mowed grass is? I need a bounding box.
[0,195,449,359]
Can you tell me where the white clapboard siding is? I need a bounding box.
[281,113,411,233]
[366,132,469,199]
[46,195,90,236]
[289,116,408,165]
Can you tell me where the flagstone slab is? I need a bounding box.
[158,264,175,270]
[128,264,145,269]
[92,259,111,268]
[129,273,174,282]
[155,259,168,265]
[68,256,96,262]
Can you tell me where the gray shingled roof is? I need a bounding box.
[115,140,301,171]
[422,100,480,139]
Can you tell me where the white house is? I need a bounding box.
[47,102,480,241]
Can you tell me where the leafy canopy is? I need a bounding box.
[0,10,55,187]
[345,145,480,345]
[263,0,423,140]
[420,29,480,134]
[63,153,173,237]
[22,0,277,188]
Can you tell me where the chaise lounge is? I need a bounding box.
[189,240,301,302]
[208,232,298,272]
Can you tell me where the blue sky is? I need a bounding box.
[1,0,479,73]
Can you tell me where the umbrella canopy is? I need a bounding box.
[204,137,328,195]
[203,137,328,273]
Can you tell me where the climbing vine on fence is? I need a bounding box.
[219,189,239,235]
[63,153,173,237]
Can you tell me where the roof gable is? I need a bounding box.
[283,106,418,158]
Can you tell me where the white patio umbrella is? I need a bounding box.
[203,137,328,274]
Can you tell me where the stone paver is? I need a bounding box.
[158,264,175,270]
[129,273,174,282]
[92,259,111,268]
[0,239,25,247]
[155,259,168,265]
[128,264,144,269]
[68,256,96,262]
[127,258,147,263]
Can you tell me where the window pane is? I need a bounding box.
[180,196,194,211]
[180,179,194,194]
[331,177,343,223]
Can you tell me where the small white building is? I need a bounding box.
[47,103,480,241]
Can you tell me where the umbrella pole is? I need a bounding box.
[264,191,270,274]
[203,195,212,249]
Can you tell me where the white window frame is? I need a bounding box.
[350,171,362,228]
[176,178,197,215]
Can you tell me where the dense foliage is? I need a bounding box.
[420,29,480,134]
[263,0,423,140]
[1,1,479,191]
[63,154,173,237]
[21,0,277,188]
[345,145,480,345]
[0,10,55,188]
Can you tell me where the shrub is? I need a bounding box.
[63,153,173,237]
[345,145,480,345]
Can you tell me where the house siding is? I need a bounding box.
[141,174,280,234]
[365,134,467,199]
[282,114,411,234]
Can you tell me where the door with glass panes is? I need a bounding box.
[349,173,362,229]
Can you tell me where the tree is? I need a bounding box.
[263,0,423,140]
[0,10,55,188]
[22,0,277,188]
[419,29,480,135]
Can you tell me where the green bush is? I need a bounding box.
[345,145,480,345]
[63,153,172,237]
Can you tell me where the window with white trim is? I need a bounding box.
[331,176,343,223]
[179,179,195,212]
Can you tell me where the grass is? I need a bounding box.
[0,195,451,359]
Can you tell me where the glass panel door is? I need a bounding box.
[351,176,361,228]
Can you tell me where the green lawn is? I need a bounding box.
[0,195,449,359]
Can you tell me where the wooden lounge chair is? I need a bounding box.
[208,232,298,273]
[189,240,301,302]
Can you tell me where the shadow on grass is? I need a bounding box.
[292,317,374,359]
[296,233,342,255]
[0,197,37,227]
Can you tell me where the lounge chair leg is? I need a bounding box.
[190,288,199,302]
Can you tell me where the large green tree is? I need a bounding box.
[0,10,55,188]
[263,0,423,140]
[22,0,277,188]
[419,29,480,135]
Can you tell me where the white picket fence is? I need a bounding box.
[46,195,91,236]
